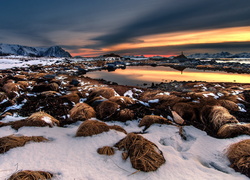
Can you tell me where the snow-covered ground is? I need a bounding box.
[216,58,250,64]
[0,115,249,180]
[0,56,249,179]
[0,56,63,69]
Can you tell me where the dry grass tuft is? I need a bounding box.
[0,91,8,102]
[218,100,240,111]
[227,139,250,177]
[49,82,59,91]
[200,98,240,112]
[172,102,197,123]
[108,85,133,96]
[139,90,162,101]
[13,74,27,80]
[217,123,250,138]
[8,170,53,180]
[76,120,126,137]
[2,83,23,94]
[109,96,135,107]
[70,103,96,121]
[147,94,184,108]
[76,120,110,137]
[199,97,220,106]
[76,90,89,99]
[109,125,127,134]
[218,95,240,103]
[154,94,183,104]
[0,135,48,154]
[27,111,60,126]
[61,93,80,104]
[200,105,239,132]
[115,133,165,172]
[5,79,15,84]
[5,112,60,130]
[27,80,37,86]
[97,146,115,156]
[122,152,129,160]
[32,73,48,79]
[139,115,173,129]
[96,100,119,121]
[88,87,116,100]
[32,83,58,92]
[186,92,205,100]
[41,91,60,97]
[116,109,135,122]
[87,96,106,107]
[17,81,29,90]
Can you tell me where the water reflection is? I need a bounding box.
[86,66,250,86]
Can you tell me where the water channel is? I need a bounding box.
[86,66,250,87]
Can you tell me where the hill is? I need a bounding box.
[188,52,250,59]
[0,43,71,57]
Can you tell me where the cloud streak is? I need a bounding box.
[112,41,250,55]
[89,0,250,49]
[0,0,165,47]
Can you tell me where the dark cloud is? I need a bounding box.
[59,45,85,54]
[0,0,165,46]
[112,42,250,55]
[60,45,85,50]
[89,0,250,49]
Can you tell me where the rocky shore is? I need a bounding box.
[0,58,249,130]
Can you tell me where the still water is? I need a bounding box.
[86,66,250,87]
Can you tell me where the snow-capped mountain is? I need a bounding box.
[188,52,250,59]
[0,43,71,57]
[42,46,71,57]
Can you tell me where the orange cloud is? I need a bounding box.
[104,26,250,52]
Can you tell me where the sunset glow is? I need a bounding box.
[101,26,250,55]
[137,54,176,57]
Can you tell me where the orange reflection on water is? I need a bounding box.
[113,66,250,83]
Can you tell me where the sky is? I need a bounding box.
[0,0,250,57]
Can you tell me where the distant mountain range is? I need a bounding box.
[0,43,71,57]
[187,52,250,59]
[1,43,249,59]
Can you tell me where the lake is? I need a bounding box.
[86,66,250,87]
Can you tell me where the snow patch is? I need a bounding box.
[0,99,8,104]
[238,103,247,112]
[148,99,160,103]
[156,92,170,96]
[41,116,53,124]
[124,90,133,97]
[203,93,219,99]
